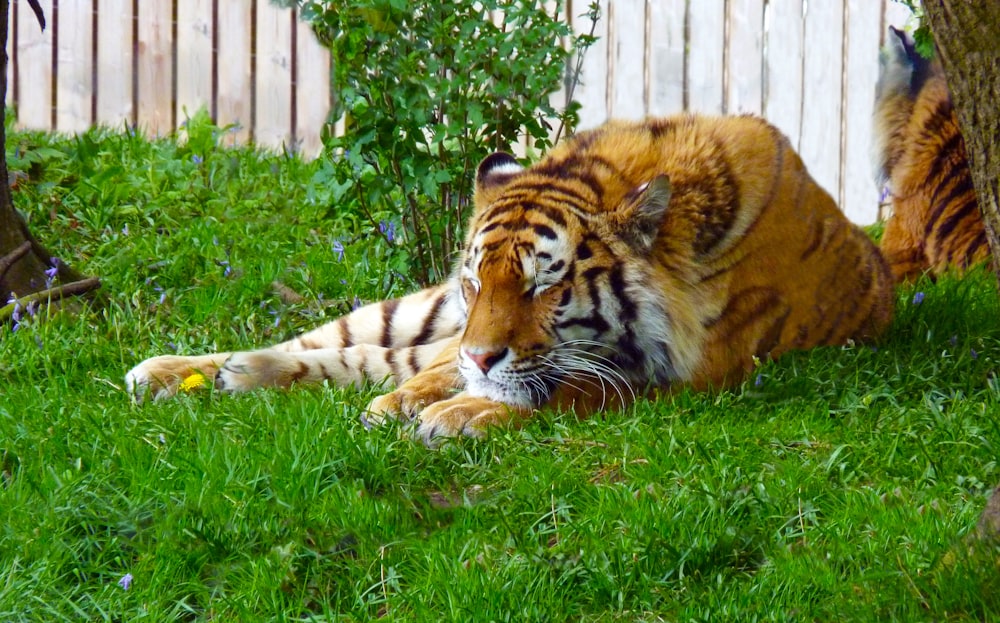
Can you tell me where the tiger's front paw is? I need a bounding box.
[415,395,524,446]
[125,354,228,403]
[364,387,439,428]
[363,373,461,429]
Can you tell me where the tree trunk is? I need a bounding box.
[922,2,1000,275]
[0,0,97,314]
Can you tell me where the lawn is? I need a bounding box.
[1,120,998,621]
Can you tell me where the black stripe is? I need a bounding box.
[925,131,964,185]
[920,98,954,144]
[608,264,636,321]
[934,196,979,243]
[533,223,558,240]
[407,347,421,376]
[380,299,400,347]
[925,175,975,238]
[648,117,677,139]
[385,349,400,381]
[558,287,572,308]
[410,294,446,346]
[299,337,321,350]
[338,317,353,349]
[962,229,990,265]
[556,313,610,334]
[291,361,309,382]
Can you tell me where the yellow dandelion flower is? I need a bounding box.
[179,373,206,392]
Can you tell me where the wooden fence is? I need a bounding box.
[5,0,330,154]
[5,0,915,224]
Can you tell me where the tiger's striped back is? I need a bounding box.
[873,26,989,281]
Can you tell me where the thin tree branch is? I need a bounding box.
[0,277,101,321]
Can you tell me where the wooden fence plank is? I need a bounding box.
[842,0,882,224]
[763,0,804,149]
[608,0,646,119]
[176,0,213,125]
[687,0,724,114]
[55,0,93,132]
[646,0,686,116]
[572,0,609,130]
[216,0,252,144]
[799,0,844,202]
[726,0,764,115]
[16,0,53,130]
[294,16,330,157]
[255,0,293,150]
[95,0,133,128]
[5,3,12,110]
[136,1,173,136]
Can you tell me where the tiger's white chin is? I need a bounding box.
[463,376,541,409]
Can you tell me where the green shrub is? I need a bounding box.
[292,0,600,285]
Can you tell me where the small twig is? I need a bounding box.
[0,277,101,321]
[270,281,305,305]
[0,241,32,282]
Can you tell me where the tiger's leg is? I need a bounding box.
[365,337,470,430]
[126,283,462,401]
[214,339,453,393]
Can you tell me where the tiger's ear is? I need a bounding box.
[613,176,672,253]
[475,152,524,205]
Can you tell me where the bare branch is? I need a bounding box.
[0,277,102,322]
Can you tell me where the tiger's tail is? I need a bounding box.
[872,26,929,190]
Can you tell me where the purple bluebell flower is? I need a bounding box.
[353,295,362,311]
[121,224,129,236]
[192,154,203,165]
[379,220,396,242]
[754,373,763,388]
[912,291,925,305]
[971,348,979,360]
[118,573,133,590]
[44,258,59,288]
[10,299,21,333]
[332,240,345,262]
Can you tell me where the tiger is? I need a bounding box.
[872,25,990,282]
[126,114,895,444]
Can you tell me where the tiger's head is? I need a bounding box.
[453,152,678,409]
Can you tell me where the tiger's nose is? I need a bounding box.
[463,347,508,374]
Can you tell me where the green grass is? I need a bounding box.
[2,121,999,621]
